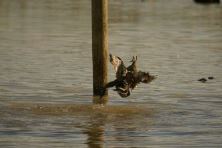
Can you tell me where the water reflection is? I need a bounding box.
[5,102,153,147]
[84,114,106,148]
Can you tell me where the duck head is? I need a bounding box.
[139,71,156,83]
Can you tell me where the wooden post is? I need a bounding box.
[91,0,108,101]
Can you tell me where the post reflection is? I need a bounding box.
[83,113,107,148]
[81,103,153,147]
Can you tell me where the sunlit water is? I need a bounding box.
[0,0,222,147]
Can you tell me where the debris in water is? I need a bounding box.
[198,78,207,83]
[198,76,215,83]
[194,0,220,4]
[208,76,214,80]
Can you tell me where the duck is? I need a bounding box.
[102,54,156,98]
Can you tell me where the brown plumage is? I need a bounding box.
[101,54,156,98]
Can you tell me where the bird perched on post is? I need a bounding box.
[100,54,156,98]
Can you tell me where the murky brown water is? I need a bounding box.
[0,0,222,147]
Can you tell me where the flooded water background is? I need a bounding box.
[0,0,222,147]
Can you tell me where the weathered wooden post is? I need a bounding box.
[91,0,109,102]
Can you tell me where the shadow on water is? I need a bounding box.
[5,101,154,148]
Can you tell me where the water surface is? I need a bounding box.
[0,0,222,147]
